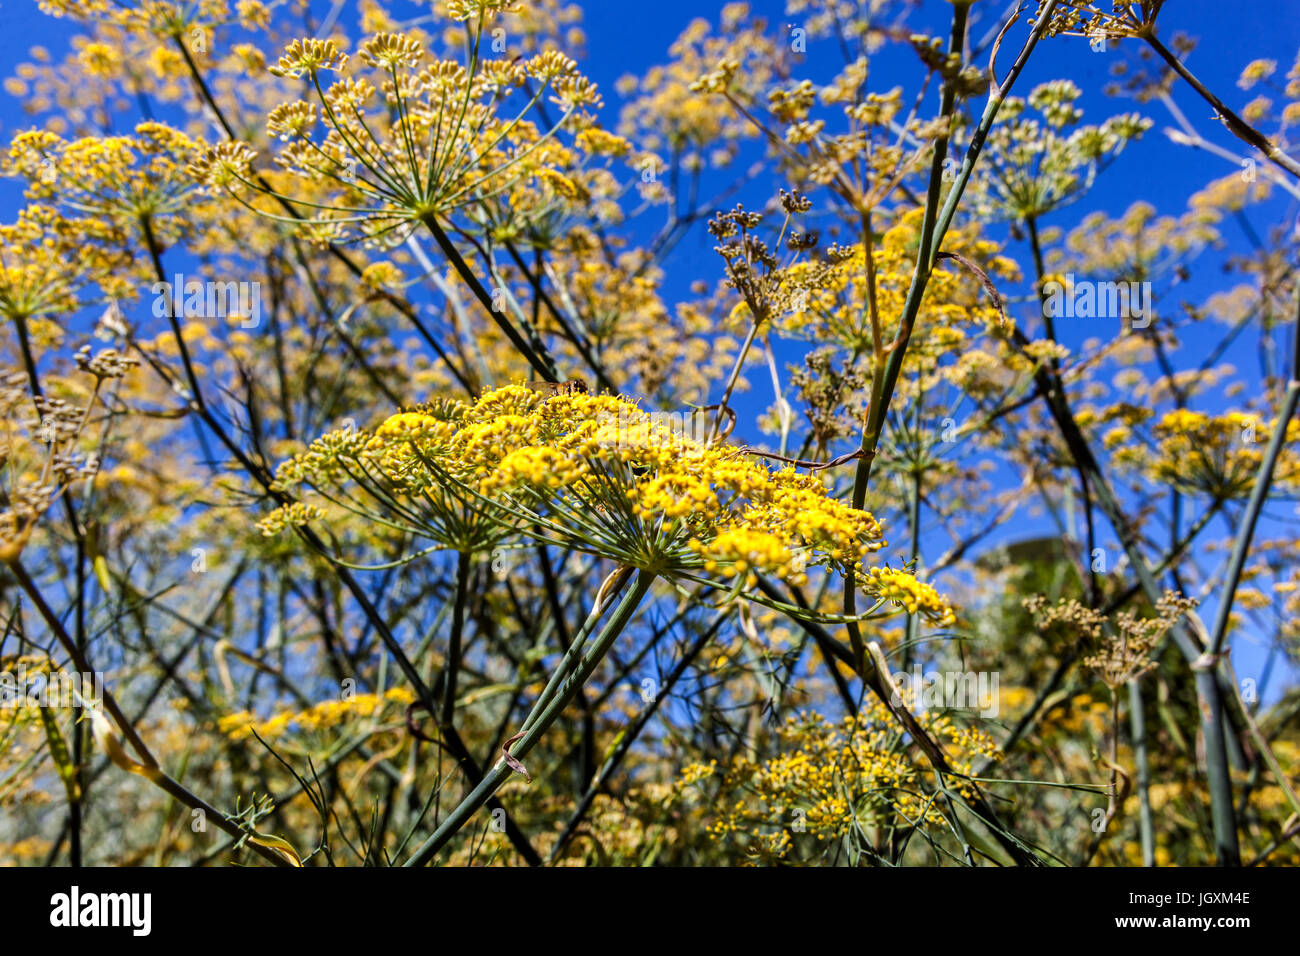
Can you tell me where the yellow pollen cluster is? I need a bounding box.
[692,527,793,579]
[860,567,956,627]
[482,444,589,494]
[1147,409,1300,500]
[274,387,911,600]
[681,703,1001,861]
[218,687,416,742]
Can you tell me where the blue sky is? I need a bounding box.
[3,0,1296,292]
[5,0,1297,220]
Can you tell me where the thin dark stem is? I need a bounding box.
[420,213,557,382]
[441,552,471,729]
[1143,29,1300,180]
[7,559,291,867]
[547,611,725,862]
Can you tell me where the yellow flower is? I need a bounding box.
[269,38,349,78]
[276,387,912,604]
[860,567,956,627]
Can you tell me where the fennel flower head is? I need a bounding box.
[266,385,955,626]
[189,25,604,247]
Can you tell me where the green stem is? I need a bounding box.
[1128,678,1155,867]
[847,2,965,666]
[845,1,1057,665]
[404,570,654,866]
[859,0,1060,483]
[712,321,761,442]
[1205,286,1300,659]
[1195,666,1240,865]
[518,566,633,737]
